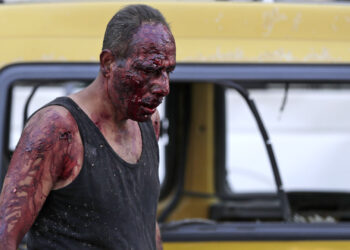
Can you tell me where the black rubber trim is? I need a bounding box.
[216,81,292,221]
[214,85,229,197]
[171,63,350,82]
[183,191,216,198]
[23,85,40,129]
[162,222,350,241]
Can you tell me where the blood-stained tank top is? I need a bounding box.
[27,97,160,250]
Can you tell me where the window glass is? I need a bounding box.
[226,83,350,193]
[226,89,275,193]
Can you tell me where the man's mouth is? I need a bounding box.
[141,105,156,114]
[141,98,163,112]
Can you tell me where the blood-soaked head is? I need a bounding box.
[109,22,176,122]
[102,5,176,122]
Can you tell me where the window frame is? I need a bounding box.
[213,64,350,200]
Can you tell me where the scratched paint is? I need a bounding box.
[292,13,302,31]
[258,49,294,62]
[262,7,287,36]
[303,48,340,62]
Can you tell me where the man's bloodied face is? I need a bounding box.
[110,22,176,122]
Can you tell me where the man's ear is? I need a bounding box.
[100,49,115,77]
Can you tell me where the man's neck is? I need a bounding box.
[71,73,129,128]
[69,74,142,164]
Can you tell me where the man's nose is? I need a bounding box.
[151,71,170,96]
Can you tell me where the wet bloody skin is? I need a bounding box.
[91,112,112,132]
[0,107,81,249]
[107,22,176,122]
[151,110,161,140]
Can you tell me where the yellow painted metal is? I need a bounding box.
[164,241,350,250]
[1,2,350,69]
[184,83,214,194]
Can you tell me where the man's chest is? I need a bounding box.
[100,123,143,164]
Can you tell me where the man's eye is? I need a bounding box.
[166,66,175,74]
[144,67,155,73]
[144,67,163,76]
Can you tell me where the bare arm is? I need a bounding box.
[151,109,161,141]
[0,107,80,249]
[151,110,164,250]
[156,222,163,250]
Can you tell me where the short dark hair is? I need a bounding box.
[102,4,170,59]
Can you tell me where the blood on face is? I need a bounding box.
[108,22,176,122]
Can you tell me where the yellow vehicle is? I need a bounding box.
[1,1,350,250]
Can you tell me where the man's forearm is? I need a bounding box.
[0,231,18,250]
[156,222,163,250]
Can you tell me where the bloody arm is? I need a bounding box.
[0,107,80,250]
[156,222,163,250]
[151,110,164,250]
[151,109,161,141]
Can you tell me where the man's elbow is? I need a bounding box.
[0,221,24,250]
[0,232,19,250]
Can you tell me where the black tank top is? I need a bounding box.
[27,97,160,250]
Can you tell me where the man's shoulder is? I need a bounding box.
[23,105,78,142]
